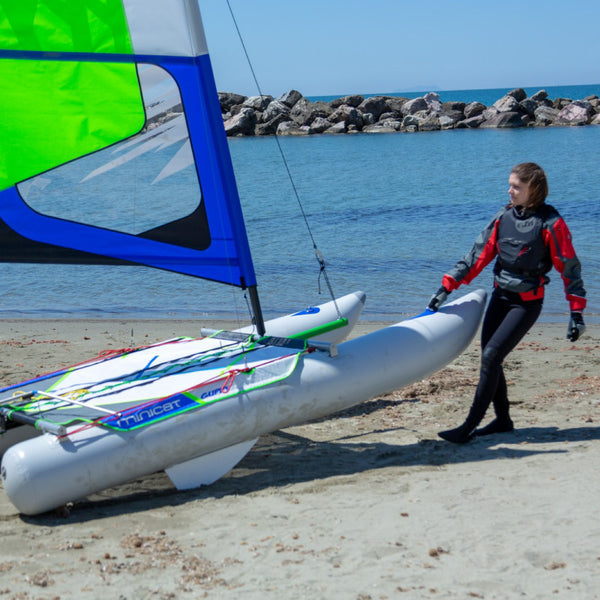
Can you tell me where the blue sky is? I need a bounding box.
[197,0,600,97]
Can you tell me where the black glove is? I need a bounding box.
[567,311,585,342]
[428,286,449,312]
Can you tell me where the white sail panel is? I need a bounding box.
[122,0,209,57]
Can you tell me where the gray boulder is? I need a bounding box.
[442,109,465,124]
[482,107,499,120]
[243,95,272,111]
[277,89,303,108]
[378,118,402,131]
[519,98,538,117]
[363,121,396,133]
[379,111,402,121]
[256,113,290,136]
[553,97,573,110]
[402,114,420,132]
[218,92,247,112]
[584,95,599,111]
[385,97,410,113]
[224,107,256,136]
[456,114,486,128]
[493,95,520,113]
[530,90,549,102]
[262,100,290,122]
[424,92,443,113]
[290,98,333,126]
[330,94,364,108]
[361,112,376,126]
[464,101,486,119]
[357,96,389,120]
[439,114,457,129]
[555,101,592,125]
[534,105,559,126]
[308,117,332,134]
[362,124,387,133]
[329,105,363,128]
[415,112,441,131]
[289,97,312,125]
[507,87,527,102]
[480,111,525,128]
[401,97,428,116]
[324,121,347,134]
[276,121,307,135]
[443,100,467,112]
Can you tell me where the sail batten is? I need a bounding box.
[0,1,261,306]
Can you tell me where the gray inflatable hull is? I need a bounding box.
[2,289,486,515]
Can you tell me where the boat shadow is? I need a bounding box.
[225,423,600,490]
[21,420,600,524]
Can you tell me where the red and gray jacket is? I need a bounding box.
[441,203,587,311]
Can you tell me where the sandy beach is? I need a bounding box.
[0,317,599,599]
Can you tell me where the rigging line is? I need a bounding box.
[224,0,342,319]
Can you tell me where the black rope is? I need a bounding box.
[224,0,342,319]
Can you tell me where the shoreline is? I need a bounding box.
[0,316,594,390]
[0,311,593,326]
[1,319,599,598]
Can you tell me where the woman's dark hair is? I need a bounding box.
[511,162,548,209]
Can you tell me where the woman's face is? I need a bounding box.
[508,173,531,208]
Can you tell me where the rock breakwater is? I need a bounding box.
[219,88,600,136]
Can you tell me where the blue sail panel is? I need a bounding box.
[0,2,258,291]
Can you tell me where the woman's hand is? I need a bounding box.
[428,287,450,312]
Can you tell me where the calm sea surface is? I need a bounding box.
[1,85,598,324]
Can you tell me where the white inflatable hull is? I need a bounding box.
[1,289,486,515]
[239,290,366,343]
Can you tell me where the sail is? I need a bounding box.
[0,0,258,294]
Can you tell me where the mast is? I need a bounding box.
[248,285,266,336]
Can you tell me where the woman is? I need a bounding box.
[428,162,586,444]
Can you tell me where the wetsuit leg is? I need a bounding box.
[491,369,509,421]
[478,293,511,423]
[439,290,542,443]
[465,290,542,430]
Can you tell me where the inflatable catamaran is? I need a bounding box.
[0,1,486,515]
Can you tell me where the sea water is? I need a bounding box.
[1,87,598,324]
[310,83,600,106]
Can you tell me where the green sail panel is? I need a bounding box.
[0,1,143,189]
[0,1,133,54]
[0,59,144,191]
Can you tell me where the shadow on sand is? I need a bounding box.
[22,417,600,525]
